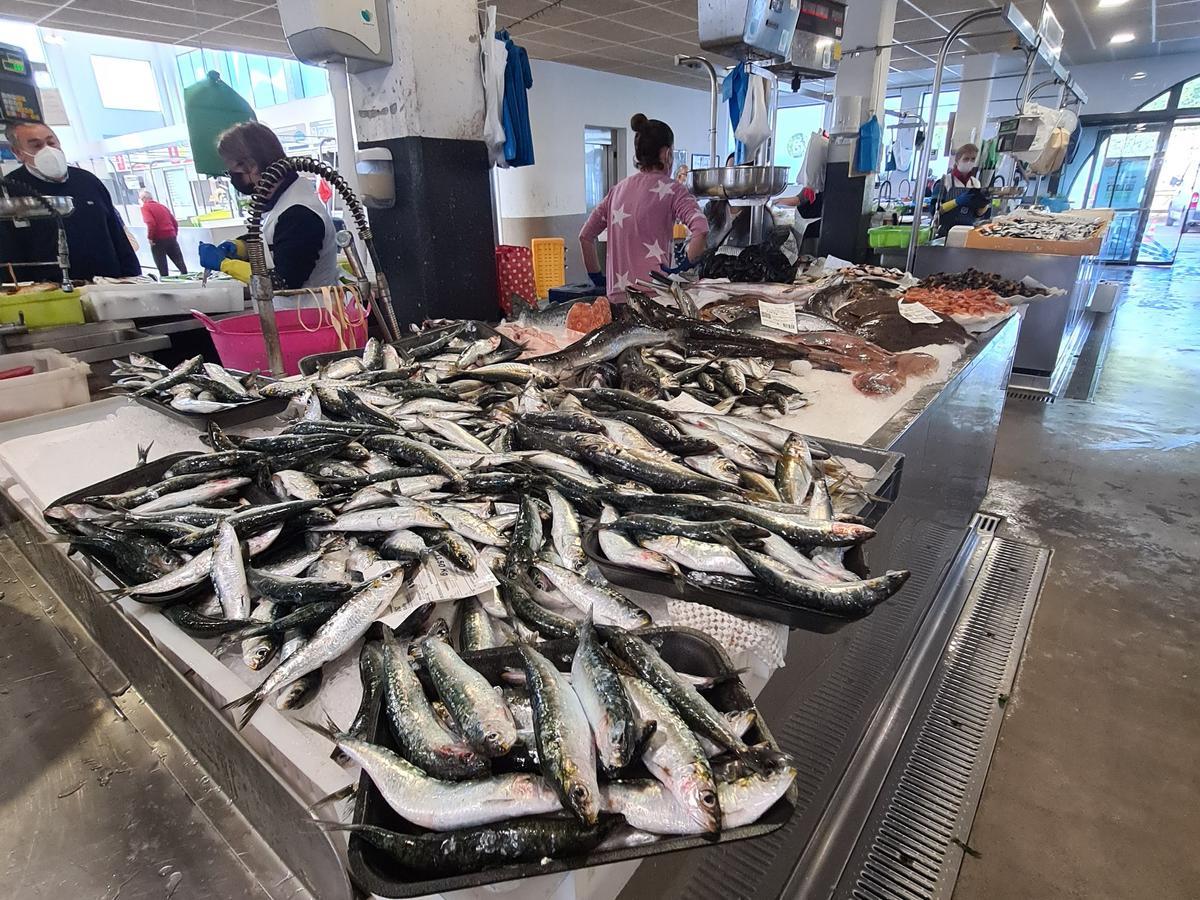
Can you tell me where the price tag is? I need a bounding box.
[411,552,499,605]
[897,299,943,324]
[758,300,798,333]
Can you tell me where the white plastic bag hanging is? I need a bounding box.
[735,75,771,160]
[803,131,829,192]
[479,6,509,168]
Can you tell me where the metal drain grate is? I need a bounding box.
[838,537,1050,900]
[969,513,1002,534]
[1006,389,1055,403]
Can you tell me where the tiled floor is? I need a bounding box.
[955,236,1200,899]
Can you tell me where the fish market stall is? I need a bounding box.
[0,292,1018,900]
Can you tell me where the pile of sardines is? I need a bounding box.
[315,618,796,877]
[111,353,270,415]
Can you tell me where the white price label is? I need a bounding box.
[411,552,499,605]
[897,299,943,324]
[758,300,798,333]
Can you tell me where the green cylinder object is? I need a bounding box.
[185,71,257,176]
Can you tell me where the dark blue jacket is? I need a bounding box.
[1,165,141,282]
[497,31,534,168]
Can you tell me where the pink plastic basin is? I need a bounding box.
[193,305,368,376]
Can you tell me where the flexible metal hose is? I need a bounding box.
[242,156,400,339]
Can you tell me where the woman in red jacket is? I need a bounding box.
[139,190,188,276]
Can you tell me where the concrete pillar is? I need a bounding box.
[819,0,898,261]
[952,54,997,150]
[347,0,497,324]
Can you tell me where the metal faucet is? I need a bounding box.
[675,55,719,165]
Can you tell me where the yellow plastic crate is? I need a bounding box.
[531,237,566,299]
[0,288,85,328]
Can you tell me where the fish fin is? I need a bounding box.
[692,667,750,690]
[136,441,154,467]
[309,819,364,833]
[631,720,658,759]
[305,784,357,812]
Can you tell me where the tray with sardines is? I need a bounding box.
[332,622,796,898]
[297,321,522,377]
[110,353,289,427]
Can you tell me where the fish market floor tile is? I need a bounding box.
[956,236,1200,900]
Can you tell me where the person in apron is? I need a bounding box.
[197,122,340,297]
[930,143,990,238]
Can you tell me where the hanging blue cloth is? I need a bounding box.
[497,30,535,167]
[722,63,751,164]
[855,116,883,174]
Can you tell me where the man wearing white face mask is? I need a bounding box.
[1,122,141,283]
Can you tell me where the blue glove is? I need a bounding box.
[588,271,606,290]
[198,242,231,271]
[217,240,242,258]
[660,257,699,275]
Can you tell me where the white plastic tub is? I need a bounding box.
[81,280,245,321]
[1089,280,1121,313]
[0,349,91,422]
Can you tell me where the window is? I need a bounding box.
[1140,93,1169,112]
[91,56,161,111]
[247,55,276,108]
[584,127,616,212]
[1180,76,1200,109]
[920,89,960,179]
[300,64,328,98]
[774,103,828,183]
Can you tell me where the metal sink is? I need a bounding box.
[689,165,791,201]
[2,320,169,362]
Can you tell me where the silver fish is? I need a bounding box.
[130,477,251,515]
[435,506,509,547]
[638,534,752,577]
[242,600,279,670]
[532,560,651,629]
[546,488,586,573]
[313,504,447,532]
[422,637,517,757]
[170,396,239,414]
[622,676,720,834]
[596,505,676,575]
[419,416,493,454]
[271,469,323,502]
[213,520,251,620]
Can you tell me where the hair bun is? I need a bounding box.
[630,113,648,132]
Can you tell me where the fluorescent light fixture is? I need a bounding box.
[1130,71,1147,79]
[815,37,833,49]
[1110,32,1135,43]
[1097,0,1130,7]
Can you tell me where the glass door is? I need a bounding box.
[1081,125,1164,263]
[1136,120,1200,264]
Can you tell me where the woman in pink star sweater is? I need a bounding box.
[579,113,709,303]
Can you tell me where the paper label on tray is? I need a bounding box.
[897,299,943,324]
[411,552,499,604]
[758,300,798,333]
[661,391,720,414]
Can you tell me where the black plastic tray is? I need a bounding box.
[297,321,520,376]
[346,626,795,898]
[580,435,902,632]
[131,373,289,429]
[44,451,207,604]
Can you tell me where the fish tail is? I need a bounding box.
[305,784,357,812]
[220,688,265,730]
[308,819,365,833]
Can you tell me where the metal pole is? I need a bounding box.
[905,7,1003,272]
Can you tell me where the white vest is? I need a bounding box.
[261,174,340,289]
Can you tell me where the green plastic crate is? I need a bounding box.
[0,289,85,328]
[868,225,931,249]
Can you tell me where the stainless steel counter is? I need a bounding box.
[884,246,1100,395]
[0,318,1020,900]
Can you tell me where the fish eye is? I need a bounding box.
[700,789,718,809]
[486,731,502,745]
[570,784,590,804]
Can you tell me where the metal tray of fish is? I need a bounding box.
[297,321,520,376]
[44,452,206,603]
[346,626,795,898]
[131,375,290,429]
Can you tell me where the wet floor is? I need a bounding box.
[955,237,1200,899]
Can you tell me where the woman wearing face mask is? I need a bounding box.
[1,122,141,283]
[196,122,339,293]
[579,114,708,302]
[930,143,990,238]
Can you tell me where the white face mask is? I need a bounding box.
[29,146,69,181]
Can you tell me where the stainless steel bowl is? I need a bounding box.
[688,165,791,200]
[0,195,75,219]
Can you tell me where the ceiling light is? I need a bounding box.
[1130,71,1147,79]
[1097,0,1130,7]
[1110,32,1135,44]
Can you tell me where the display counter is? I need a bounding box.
[0,315,1019,900]
[883,245,1100,395]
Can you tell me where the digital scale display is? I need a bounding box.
[0,43,42,125]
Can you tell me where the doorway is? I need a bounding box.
[584,127,618,212]
[1072,120,1200,265]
